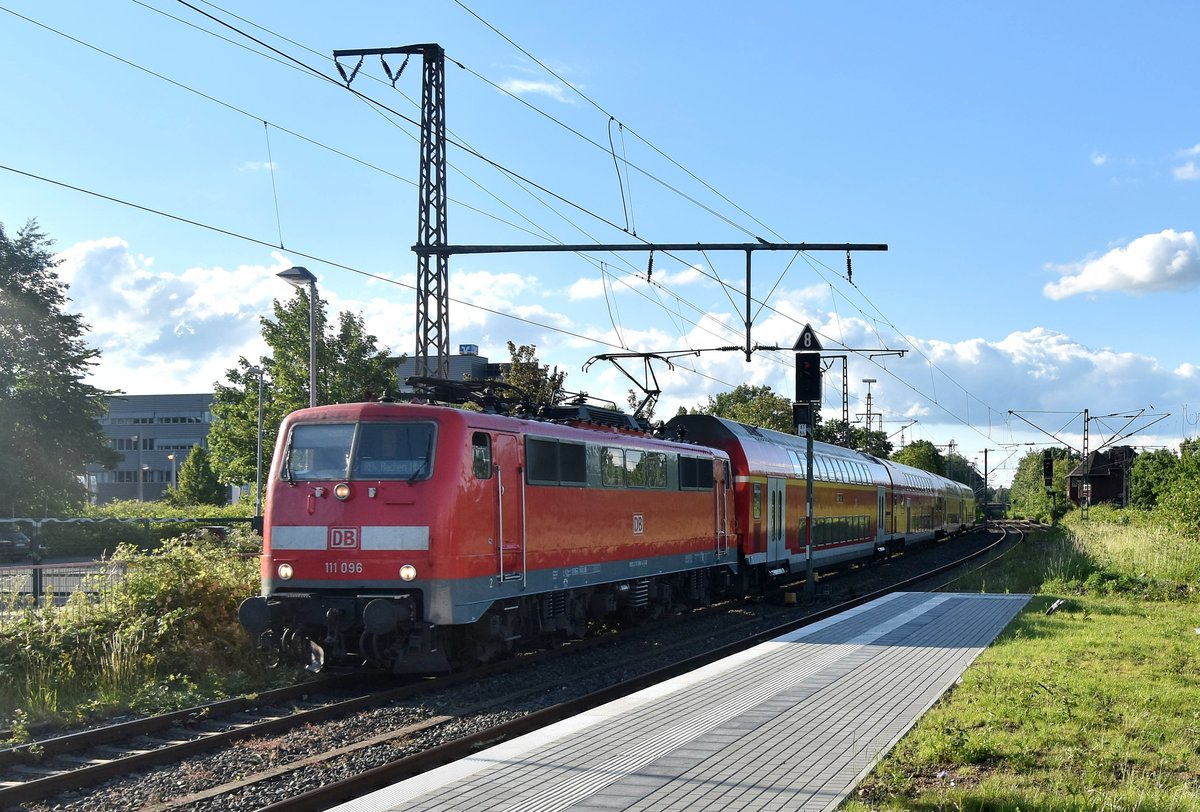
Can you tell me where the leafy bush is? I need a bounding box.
[0,528,294,733]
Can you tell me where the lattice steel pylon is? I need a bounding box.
[413,44,449,379]
[333,43,450,379]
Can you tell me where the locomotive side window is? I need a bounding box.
[286,423,354,480]
[626,450,666,489]
[679,456,715,490]
[525,437,587,486]
[526,438,558,483]
[471,433,492,479]
[601,447,626,487]
[560,442,587,485]
[350,422,436,480]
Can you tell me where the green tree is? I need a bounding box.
[1008,447,1075,521]
[0,220,118,514]
[165,445,226,506]
[207,292,397,486]
[1156,439,1200,537]
[695,384,794,434]
[891,440,945,476]
[501,342,567,409]
[1129,448,1178,509]
[861,429,894,458]
[944,452,983,492]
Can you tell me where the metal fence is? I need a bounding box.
[0,561,130,628]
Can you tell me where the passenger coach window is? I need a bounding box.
[472,433,492,479]
[350,422,436,480]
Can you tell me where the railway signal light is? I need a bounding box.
[795,352,822,403]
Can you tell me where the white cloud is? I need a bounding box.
[55,239,295,394]
[567,263,708,302]
[497,79,571,103]
[1090,151,1108,166]
[1173,161,1200,181]
[1043,229,1200,299]
[568,277,605,301]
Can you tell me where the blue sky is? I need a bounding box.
[2,1,1198,486]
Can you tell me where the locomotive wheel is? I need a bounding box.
[256,631,282,668]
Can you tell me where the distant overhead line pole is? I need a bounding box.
[413,241,888,361]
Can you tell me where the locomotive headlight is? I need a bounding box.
[277,563,294,581]
[399,564,417,582]
[334,482,352,501]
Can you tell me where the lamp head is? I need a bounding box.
[277,266,317,289]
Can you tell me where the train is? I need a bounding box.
[238,387,976,673]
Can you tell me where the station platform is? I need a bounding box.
[334,591,1030,812]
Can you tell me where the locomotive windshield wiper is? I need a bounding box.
[408,434,433,484]
[282,436,295,484]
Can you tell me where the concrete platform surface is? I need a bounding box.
[332,591,1030,812]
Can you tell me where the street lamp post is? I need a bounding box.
[134,434,143,501]
[248,366,265,518]
[167,453,177,489]
[276,266,318,408]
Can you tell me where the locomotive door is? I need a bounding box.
[766,476,787,562]
[493,433,526,585]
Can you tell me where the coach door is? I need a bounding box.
[876,486,887,545]
[714,460,730,559]
[492,433,526,586]
[766,476,787,562]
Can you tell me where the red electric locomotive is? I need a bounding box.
[239,397,735,673]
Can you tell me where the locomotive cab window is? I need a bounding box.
[349,421,437,480]
[285,423,354,480]
[471,433,492,479]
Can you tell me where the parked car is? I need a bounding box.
[0,527,33,562]
[0,525,43,563]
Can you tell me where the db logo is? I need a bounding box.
[329,527,360,549]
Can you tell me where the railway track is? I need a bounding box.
[2,523,1030,811]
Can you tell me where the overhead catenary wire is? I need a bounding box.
[9,1,1022,448]
[113,1,836,383]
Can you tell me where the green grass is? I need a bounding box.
[845,517,1200,811]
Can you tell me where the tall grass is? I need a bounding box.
[1061,507,1200,587]
[847,513,1200,811]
